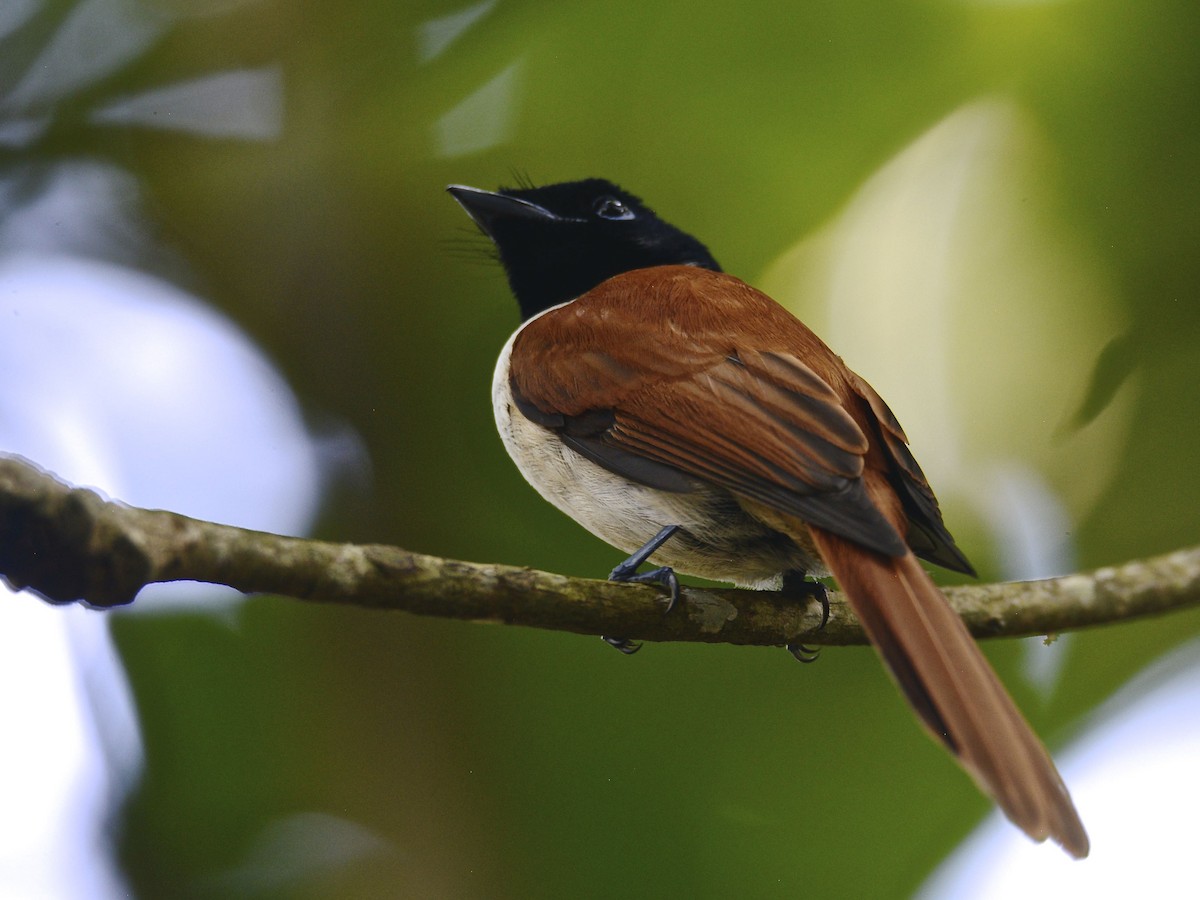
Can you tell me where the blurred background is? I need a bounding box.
[1,0,1199,897]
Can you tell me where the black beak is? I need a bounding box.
[446,185,560,238]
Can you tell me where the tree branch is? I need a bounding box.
[1,454,1196,646]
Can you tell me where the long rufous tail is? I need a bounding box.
[809,526,1089,858]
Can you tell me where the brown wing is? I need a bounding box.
[509,265,963,563]
[847,373,976,575]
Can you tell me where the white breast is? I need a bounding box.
[492,322,679,555]
[490,313,816,588]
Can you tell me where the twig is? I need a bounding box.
[1,455,1196,646]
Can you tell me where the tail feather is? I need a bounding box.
[810,526,1089,859]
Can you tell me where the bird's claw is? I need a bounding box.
[782,572,830,663]
[602,525,684,654]
[785,643,821,664]
[601,635,642,655]
[608,563,680,612]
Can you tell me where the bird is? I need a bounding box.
[446,177,1089,858]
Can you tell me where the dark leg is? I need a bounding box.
[601,524,682,653]
[606,524,682,611]
[782,570,830,664]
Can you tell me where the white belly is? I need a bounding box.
[491,321,817,588]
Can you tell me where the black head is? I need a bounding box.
[447,178,721,320]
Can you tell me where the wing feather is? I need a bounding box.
[508,266,965,567]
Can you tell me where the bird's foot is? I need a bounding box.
[786,643,821,664]
[602,524,683,653]
[608,563,681,611]
[601,635,642,655]
[607,524,682,611]
[782,571,830,664]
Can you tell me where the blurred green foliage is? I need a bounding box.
[10,0,1200,896]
